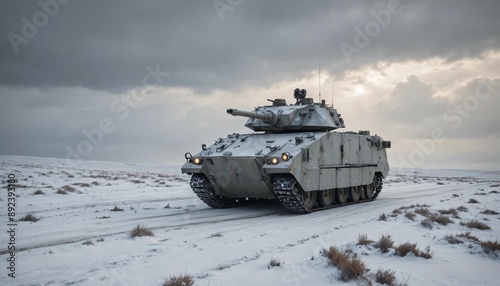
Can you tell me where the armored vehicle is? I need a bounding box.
[181,88,391,213]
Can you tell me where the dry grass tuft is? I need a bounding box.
[395,242,419,257]
[443,234,463,244]
[460,220,491,230]
[19,214,40,222]
[60,185,78,192]
[415,207,432,218]
[405,212,416,221]
[420,218,433,229]
[392,208,402,215]
[323,246,368,282]
[480,209,499,215]
[33,189,45,195]
[111,206,124,212]
[430,215,453,226]
[82,239,94,246]
[416,203,431,208]
[130,224,154,238]
[375,268,396,285]
[375,235,394,253]
[269,257,281,267]
[438,208,458,216]
[418,246,434,259]
[468,198,479,204]
[210,232,223,237]
[458,231,480,243]
[397,205,416,211]
[395,242,433,259]
[161,273,195,286]
[481,240,500,254]
[379,213,388,221]
[356,234,374,246]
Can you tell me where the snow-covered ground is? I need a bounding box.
[0,155,499,286]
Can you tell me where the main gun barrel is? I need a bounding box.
[226,109,278,125]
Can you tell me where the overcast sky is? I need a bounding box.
[1,0,499,170]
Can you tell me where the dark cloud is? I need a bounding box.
[1,0,500,92]
[1,0,500,169]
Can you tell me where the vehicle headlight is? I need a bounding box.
[267,157,279,165]
[281,152,291,161]
[192,157,203,165]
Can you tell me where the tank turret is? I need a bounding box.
[227,89,345,133]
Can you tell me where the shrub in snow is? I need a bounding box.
[420,219,433,229]
[467,198,479,204]
[460,220,491,230]
[395,242,419,257]
[323,246,368,282]
[443,234,464,245]
[458,231,480,243]
[405,212,416,221]
[438,208,458,216]
[414,207,432,218]
[162,273,194,286]
[60,185,78,192]
[480,209,499,215]
[375,268,396,285]
[379,213,387,221]
[418,246,434,259]
[356,234,374,246]
[130,224,154,238]
[111,206,124,212]
[481,240,500,255]
[19,214,40,222]
[82,240,94,246]
[33,190,45,195]
[209,232,222,237]
[429,215,453,226]
[375,235,394,253]
[395,242,433,259]
[268,257,281,268]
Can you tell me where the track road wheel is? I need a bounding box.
[301,190,317,210]
[348,186,361,202]
[335,188,348,204]
[359,185,367,200]
[364,183,375,199]
[317,189,335,207]
[366,175,382,199]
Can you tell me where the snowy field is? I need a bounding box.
[1,155,499,286]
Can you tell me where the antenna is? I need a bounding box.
[331,83,334,107]
[318,60,321,102]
